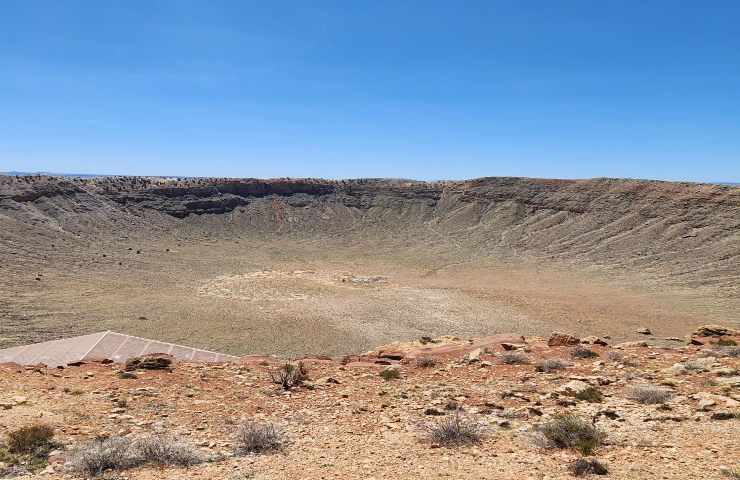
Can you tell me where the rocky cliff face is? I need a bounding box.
[1,175,738,293]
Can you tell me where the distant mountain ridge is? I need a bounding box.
[2,171,738,186]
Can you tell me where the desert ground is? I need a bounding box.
[2,236,738,356]
[1,176,739,479]
[1,176,738,355]
[1,329,739,479]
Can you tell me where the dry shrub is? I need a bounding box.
[571,346,599,359]
[539,414,606,456]
[416,356,437,368]
[66,435,203,477]
[570,457,609,476]
[270,361,309,390]
[67,437,137,477]
[575,386,604,403]
[535,358,571,373]
[133,436,203,467]
[606,350,638,366]
[501,352,531,365]
[606,350,624,362]
[234,421,285,455]
[380,367,401,380]
[425,410,483,447]
[627,384,673,404]
[7,424,55,455]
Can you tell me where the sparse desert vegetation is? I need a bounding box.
[627,384,674,404]
[536,358,571,372]
[415,356,437,368]
[66,435,203,477]
[0,327,738,479]
[424,410,483,447]
[501,351,531,364]
[571,346,599,359]
[6,424,55,455]
[1,176,738,356]
[569,457,609,476]
[0,176,738,480]
[234,421,285,455]
[270,361,309,391]
[538,414,606,456]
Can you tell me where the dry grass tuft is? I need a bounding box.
[66,435,203,477]
[234,421,285,455]
[66,437,137,477]
[535,358,571,372]
[627,384,673,404]
[424,410,483,447]
[416,356,437,368]
[133,436,203,467]
[501,351,531,365]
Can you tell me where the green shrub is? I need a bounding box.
[539,414,605,456]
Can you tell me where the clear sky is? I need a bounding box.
[1,1,739,181]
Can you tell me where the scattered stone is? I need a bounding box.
[377,350,405,361]
[557,380,592,397]
[614,341,649,348]
[697,397,716,411]
[636,327,652,335]
[466,348,482,363]
[424,407,445,416]
[710,412,738,421]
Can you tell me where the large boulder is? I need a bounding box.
[548,332,580,347]
[692,325,739,337]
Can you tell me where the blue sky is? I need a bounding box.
[1,1,739,181]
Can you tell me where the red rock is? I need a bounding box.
[377,350,405,360]
[548,332,580,347]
